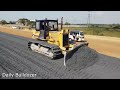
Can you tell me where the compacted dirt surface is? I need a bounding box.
[85,35,120,58]
[0,32,120,79]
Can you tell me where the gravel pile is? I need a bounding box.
[65,45,98,70]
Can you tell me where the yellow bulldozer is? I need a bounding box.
[28,17,88,66]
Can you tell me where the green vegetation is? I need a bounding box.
[9,21,16,24]
[64,22,71,25]
[17,18,35,28]
[17,18,30,26]
[0,20,8,25]
[27,21,35,29]
[63,26,120,38]
[1,18,120,38]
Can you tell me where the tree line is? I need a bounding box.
[0,18,35,28]
[0,18,71,25]
[1,18,120,29]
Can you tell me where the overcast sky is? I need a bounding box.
[0,11,120,24]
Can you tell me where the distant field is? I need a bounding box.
[0,25,120,58]
[63,27,120,38]
[1,24,120,38]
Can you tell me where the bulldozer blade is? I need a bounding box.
[64,42,89,66]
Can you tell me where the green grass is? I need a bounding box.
[63,27,120,38]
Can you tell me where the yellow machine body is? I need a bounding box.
[28,18,88,65]
[32,29,74,52]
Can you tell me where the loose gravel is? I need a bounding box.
[0,32,120,79]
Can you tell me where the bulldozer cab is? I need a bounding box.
[35,19,58,40]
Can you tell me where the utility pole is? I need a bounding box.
[87,11,91,28]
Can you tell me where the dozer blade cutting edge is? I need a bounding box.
[63,42,89,66]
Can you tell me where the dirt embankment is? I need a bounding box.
[0,26,32,38]
[0,26,120,59]
[85,35,120,58]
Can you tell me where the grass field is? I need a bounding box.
[63,27,120,38]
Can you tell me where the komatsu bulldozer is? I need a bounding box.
[28,17,88,66]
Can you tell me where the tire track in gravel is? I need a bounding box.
[0,44,56,79]
[0,33,78,77]
[3,39,98,79]
[0,32,99,79]
[0,49,37,79]
[0,56,22,79]
[0,37,56,79]
[0,36,75,79]
[81,54,120,79]
[0,49,10,75]
[0,32,103,78]
[0,35,81,78]
[96,54,120,72]
[0,33,64,68]
[0,63,10,74]
[0,64,10,79]
[1,32,120,79]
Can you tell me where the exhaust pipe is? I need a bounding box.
[61,17,63,29]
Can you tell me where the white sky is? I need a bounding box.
[0,11,120,24]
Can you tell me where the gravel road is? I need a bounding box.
[0,32,120,79]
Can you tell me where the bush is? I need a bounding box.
[9,21,16,24]
[65,22,71,25]
[112,25,120,29]
[0,20,7,25]
[17,18,30,26]
[98,33,104,36]
[93,29,101,35]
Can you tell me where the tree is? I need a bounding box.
[64,22,71,25]
[9,21,16,24]
[112,24,120,29]
[0,20,7,25]
[28,21,35,29]
[17,18,30,26]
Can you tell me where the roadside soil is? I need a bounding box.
[0,26,120,58]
